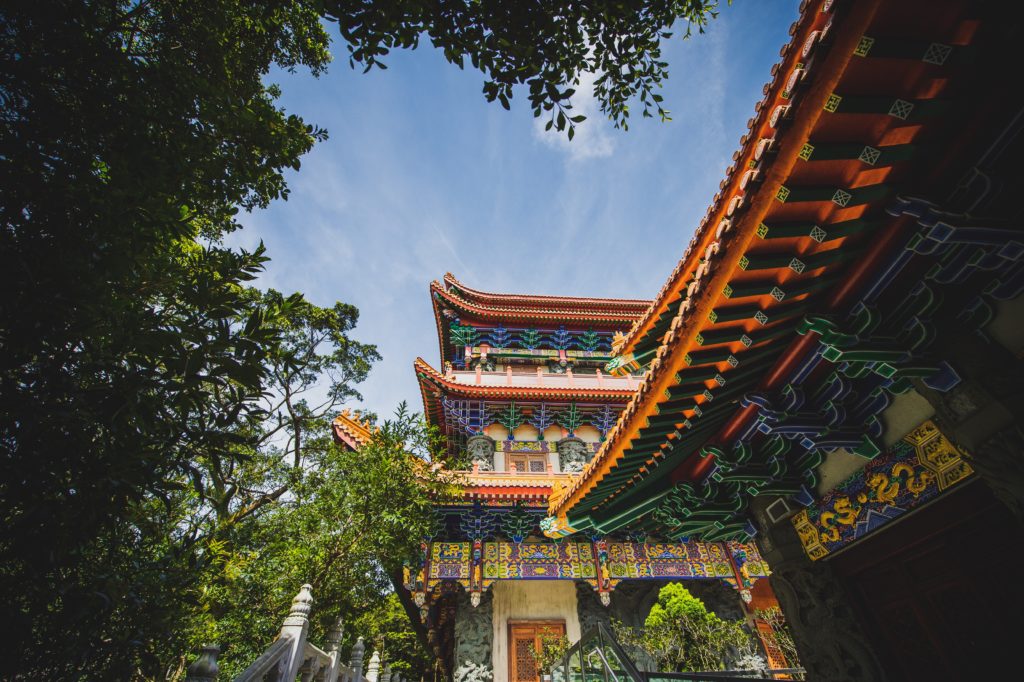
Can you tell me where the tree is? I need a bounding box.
[614,583,755,671]
[2,2,334,675]
[1,0,724,676]
[191,288,380,543]
[348,592,436,681]
[192,402,460,679]
[322,0,722,136]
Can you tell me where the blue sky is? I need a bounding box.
[233,0,802,417]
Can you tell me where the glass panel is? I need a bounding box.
[550,659,566,682]
[581,640,606,682]
[567,648,584,682]
[599,642,629,682]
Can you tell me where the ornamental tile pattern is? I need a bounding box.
[791,420,973,560]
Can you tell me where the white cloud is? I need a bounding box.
[533,69,614,161]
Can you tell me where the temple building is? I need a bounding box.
[333,0,1024,679]
[346,275,785,680]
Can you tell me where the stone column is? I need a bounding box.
[279,584,314,682]
[751,500,886,681]
[325,617,344,682]
[453,588,492,669]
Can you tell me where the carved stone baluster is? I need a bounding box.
[299,657,320,682]
[322,617,344,682]
[349,637,366,682]
[364,650,381,682]
[277,584,314,682]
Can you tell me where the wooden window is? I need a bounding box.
[508,454,548,473]
[508,621,565,682]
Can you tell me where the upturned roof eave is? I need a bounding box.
[549,0,885,526]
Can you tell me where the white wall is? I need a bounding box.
[514,424,540,441]
[490,581,580,682]
[542,425,564,442]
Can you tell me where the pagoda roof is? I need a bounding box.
[330,409,376,451]
[430,273,649,364]
[547,0,992,535]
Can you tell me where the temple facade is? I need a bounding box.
[393,275,785,680]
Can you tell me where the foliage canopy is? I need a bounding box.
[1,0,723,677]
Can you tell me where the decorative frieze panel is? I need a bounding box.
[791,419,973,560]
[429,542,472,586]
[606,541,732,580]
[443,398,624,439]
[450,321,616,356]
[405,539,770,617]
[481,542,596,584]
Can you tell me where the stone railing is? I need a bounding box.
[184,585,396,682]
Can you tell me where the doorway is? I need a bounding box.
[508,620,565,682]
[832,481,1024,680]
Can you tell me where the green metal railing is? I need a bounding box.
[549,624,803,682]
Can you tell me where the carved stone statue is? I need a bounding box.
[557,436,591,473]
[454,589,493,668]
[466,434,495,472]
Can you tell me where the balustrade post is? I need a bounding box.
[380,663,392,682]
[365,650,381,682]
[277,584,314,682]
[350,636,366,681]
[185,644,220,682]
[323,616,345,682]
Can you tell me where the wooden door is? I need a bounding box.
[508,621,565,682]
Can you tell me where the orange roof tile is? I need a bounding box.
[330,409,377,451]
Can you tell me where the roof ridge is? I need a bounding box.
[443,273,652,307]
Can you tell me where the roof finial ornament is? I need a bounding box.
[611,330,627,354]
